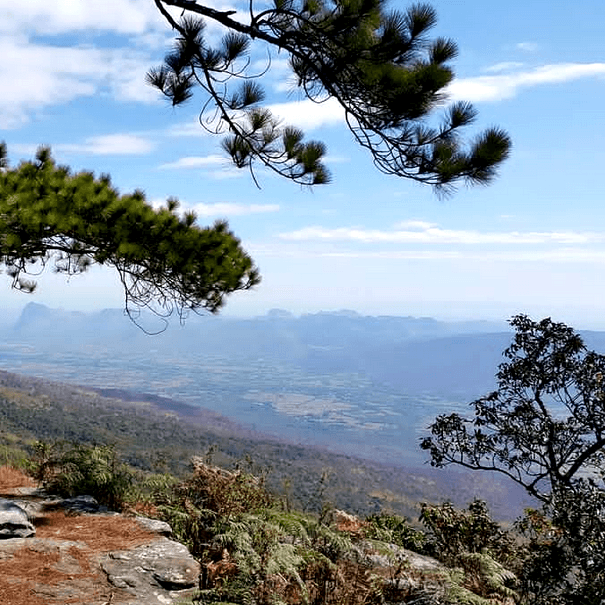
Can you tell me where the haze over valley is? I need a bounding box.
[7,302,605,463]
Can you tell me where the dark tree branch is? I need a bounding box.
[0,145,260,327]
[423,315,605,503]
[151,0,511,191]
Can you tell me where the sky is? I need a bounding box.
[1,0,605,328]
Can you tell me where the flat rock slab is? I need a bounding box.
[0,490,202,605]
[0,534,201,605]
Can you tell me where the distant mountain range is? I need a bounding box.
[7,302,515,397]
[4,302,605,474]
[8,302,605,397]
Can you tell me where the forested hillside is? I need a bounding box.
[0,369,528,520]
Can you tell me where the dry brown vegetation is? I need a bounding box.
[0,465,35,490]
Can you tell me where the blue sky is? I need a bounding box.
[2,0,605,328]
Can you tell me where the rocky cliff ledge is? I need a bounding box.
[0,476,200,605]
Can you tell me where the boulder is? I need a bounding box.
[60,494,107,514]
[0,497,35,538]
[101,537,201,603]
[134,516,173,537]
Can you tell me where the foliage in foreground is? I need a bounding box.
[423,314,605,604]
[31,434,605,604]
[153,458,516,605]
[0,144,259,324]
[32,441,134,511]
[23,440,527,604]
[420,499,517,568]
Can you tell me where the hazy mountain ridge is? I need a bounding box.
[8,302,511,397]
[4,303,605,490]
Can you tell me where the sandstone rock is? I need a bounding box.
[101,538,201,604]
[0,497,35,538]
[0,489,202,605]
[361,540,444,572]
[134,516,173,537]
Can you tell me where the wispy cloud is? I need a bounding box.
[279,223,603,245]
[167,121,211,138]
[268,98,345,130]
[250,244,605,265]
[516,42,539,52]
[57,134,156,156]
[158,154,245,179]
[483,62,524,73]
[448,63,605,103]
[318,248,605,264]
[167,96,346,139]
[0,0,162,35]
[159,155,228,169]
[149,199,280,218]
[316,249,605,262]
[192,202,280,217]
[395,220,438,231]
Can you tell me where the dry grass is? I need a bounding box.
[0,465,36,491]
[35,511,156,550]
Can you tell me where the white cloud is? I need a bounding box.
[167,119,216,138]
[394,220,438,231]
[0,36,159,128]
[159,154,251,180]
[274,74,300,94]
[160,155,228,169]
[5,144,40,159]
[167,92,346,141]
[268,98,345,130]
[168,96,347,139]
[483,62,524,73]
[279,224,603,245]
[448,62,605,103]
[8,136,155,159]
[0,0,163,35]
[516,42,539,52]
[148,198,279,218]
[191,202,280,217]
[160,154,250,179]
[57,134,156,156]
[251,243,605,265]
[317,249,605,263]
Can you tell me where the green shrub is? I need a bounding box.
[420,499,516,566]
[182,457,274,517]
[32,441,133,510]
[516,482,605,605]
[363,512,426,552]
[128,472,179,506]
